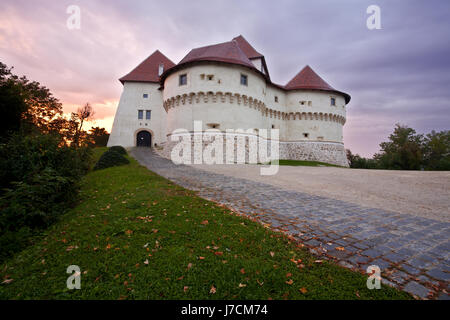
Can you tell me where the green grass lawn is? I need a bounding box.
[0,148,409,300]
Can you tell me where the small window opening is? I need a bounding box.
[274,96,278,103]
[303,133,309,138]
[240,74,248,86]
[146,110,151,120]
[138,110,144,120]
[207,75,214,81]
[179,74,187,86]
[331,97,336,106]
[143,94,149,99]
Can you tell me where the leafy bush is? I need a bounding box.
[93,150,129,171]
[0,132,92,262]
[108,145,127,155]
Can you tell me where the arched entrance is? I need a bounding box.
[136,130,152,147]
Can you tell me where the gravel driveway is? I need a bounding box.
[191,164,450,222]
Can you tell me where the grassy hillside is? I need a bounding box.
[0,148,409,300]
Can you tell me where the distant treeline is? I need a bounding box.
[346,124,450,170]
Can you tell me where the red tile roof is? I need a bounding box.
[232,35,263,59]
[178,40,255,69]
[285,65,350,103]
[119,50,175,84]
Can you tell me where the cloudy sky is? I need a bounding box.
[1,0,449,156]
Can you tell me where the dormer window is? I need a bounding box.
[158,64,164,76]
[331,97,336,106]
[179,74,187,86]
[240,74,248,86]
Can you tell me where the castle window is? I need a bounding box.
[300,101,306,105]
[179,74,187,86]
[207,123,220,129]
[330,97,336,106]
[146,110,151,120]
[274,96,278,103]
[240,74,248,86]
[272,124,275,129]
[143,94,149,99]
[138,110,144,120]
[207,75,214,81]
[308,101,312,106]
[303,133,309,138]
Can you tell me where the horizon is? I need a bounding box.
[1,0,449,157]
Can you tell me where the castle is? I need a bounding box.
[108,35,351,166]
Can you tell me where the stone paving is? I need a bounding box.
[131,148,450,299]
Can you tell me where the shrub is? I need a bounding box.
[0,132,92,262]
[93,150,129,171]
[108,145,127,155]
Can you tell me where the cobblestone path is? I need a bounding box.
[131,148,449,299]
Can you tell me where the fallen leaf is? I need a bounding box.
[144,259,149,265]
[299,287,308,294]
[286,272,292,278]
[2,279,13,284]
[187,263,193,269]
[198,256,205,260]
[240,268,246,274]
[214,251,223,256]
[270,252,275,257]
[238,283,247,288]
[210,285,216,294]
[314,260,323,263]
[177,276,184,281]
[201,220,209,225]
[286,279,293,285]
[184,286,189,293]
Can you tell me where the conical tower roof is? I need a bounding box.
[119,50,175,84]
[285,65,350,103]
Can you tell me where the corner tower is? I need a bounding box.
[107,50,175,148]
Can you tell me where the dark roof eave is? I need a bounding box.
[159,59,269,89]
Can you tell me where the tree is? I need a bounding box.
[89,127,110,146]
[374,124,424,170]
[346,149,378,169]
[72,103,95,147]
[0,63,29,138]
[0,61,63,138]
[423,130,450,170]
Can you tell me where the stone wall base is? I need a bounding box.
[156,134,349,167]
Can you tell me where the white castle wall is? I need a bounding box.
[108,82,167,147]
[109,62,349,166]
